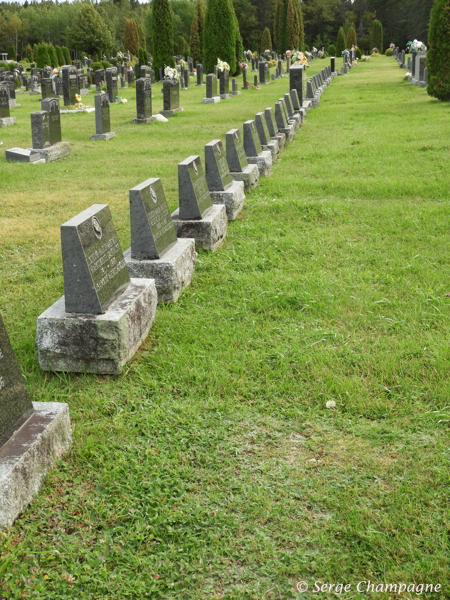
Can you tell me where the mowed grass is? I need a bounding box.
[0,57,449,599]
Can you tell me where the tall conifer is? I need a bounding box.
[152,0,174,80]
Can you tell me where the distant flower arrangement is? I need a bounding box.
[390,42,395,48]
[164,66,179,82]
[286,50,292,56]
[217,59,230,72]
[407,39,427,52]
[291,50,308,65]
[360,56,371,62]
[240,62,248,70]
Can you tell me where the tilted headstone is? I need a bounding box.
[178,156,212,220]
[41,98,61,146]
[226,128,248,173]
[283,93,295,118]
[129,178,177,260]
[61,204,130,314]
[290,89,301,111]
[205,139,233,191]
[264,107,279,138]
[0,314,35,449]
[255,112,271,146]
[243,120,262,157]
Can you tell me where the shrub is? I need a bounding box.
[62,47,71,64]
[101,60,111,69]
[304,43,309,51]
[371,19,383,53]
[36,44,51,68]
[55,46,65,66]
[260,27,272,54]
[328,44,336,56]
[110,58,117,66]
[385,48,393,56]
[356,47,362,59]
[48,44,58,68]
[427,0,450,101]
[347,25,357,48]
[336,26,346,55]
[92,61,104,72]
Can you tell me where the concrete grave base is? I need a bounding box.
[203,97,220,103]
[5,147,45,163]
[262,140,279,162]
[172,204,227,251]
[248,150,272,177]
[60,107,95,114]
[273,132,286,152]
[9,101,20,108]
[36,278,157,374]
[30,142,71,163]
[196,83,206,87]
[220,94,232,100]
[132,117,156,124]
[160,107,184,117]
[303,100,313,111]
[80,88,89,95]
[124,238,196,304]
[419,81,427,88]
[289,117,299,133]
[91,132,117,141]
[0,402,72,530]
[278,125,294,143]
[230,163,260,193]
[231,91,241,96]
[210,180,245,221]
[0,117,16,127]
[307,97,318,107]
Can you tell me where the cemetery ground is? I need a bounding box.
[1,57,449,599]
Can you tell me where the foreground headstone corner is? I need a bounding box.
[124,177,196,303]
[36,204,157,374]
[172,155,228,251]
[0,314,72,530]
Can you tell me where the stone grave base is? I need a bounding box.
[220,94,232,100]
[307,97,318,108]
[132,117,156,124]
[262,140,279,162]
[248,150,272,177]
[31,142,71,163]
[172,204,228,251]
[196,83,205,87]
[230,164,260,193]
[160,107,184,118]
[80,88,89,95]
[9,101,20,108]
[295,108,306,122]
[231,91,241,96]
[124,238,196,304]
[273,133,286,152]
[289,115,301,132]
[279,124,294,142]
[5,148,45,163]
[303,100,313,111]
[0,402,72,530]
[36,278,157,374]
[332,71,338,77]
[419,81,427,88]
[210,180,245,221]
[91,132,117,141]
[259,82,270,85]
[0,117,16,127]
[61,107,95,114]
[203,96,220,103]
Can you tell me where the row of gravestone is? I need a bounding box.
[393,48,428,88]
[0,58,339,531]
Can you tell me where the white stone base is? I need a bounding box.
[36,278,157,374]
[160,107,184,117]
[262,140,279,162]
[0,402,72,530]
[230,164,260,193]
[231,90,241,95]
[278,125,294,143]
[210,180,245,221]
[203,96,220,103]
[61,107,95,114]
[124,238,196,304]
[0,117,16,127]
[30,142,71,163]
[248,150,272,177]
[172,204,228,251]
[220,94,232,99]
[273,133,285,152]
[91,132,116,141]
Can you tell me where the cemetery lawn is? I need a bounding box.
[1,57,450,599]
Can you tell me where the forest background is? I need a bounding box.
[0,0,433,62]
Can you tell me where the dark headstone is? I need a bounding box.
[62,66,77,106]
[135,78,152,120]
[129,178,177,260]
[0,314,35,449]
[40,78,53,100]
[205,139,233,191]
[219,69,229,96]
[196,63,203,85]
[41,98,62,146]
[105,68,117,103]
[243,120,262,158]
[31,111,50,150]
[61,204,130,314]
[289,65,304,107]
[183,69,189,89]
[163,80,180,110]
[259,61,266,84]
[206,74,217,98]
[0,82,10,119]
[242,67,248,90]
[95,93,111,134]
[177,156,212,220]
[226,128,248,173]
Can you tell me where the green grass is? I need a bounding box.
[1,57,449,599]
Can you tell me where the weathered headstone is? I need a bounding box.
[62,66,77,106]
[243,120,272,177]
[219,69,231,98]
[31,111,50,150]
[204,74,220,103]
[226,128,249,173]
[231,78,240,95]
[242,66,249,90]
[196,63,204,85]
[92,93,116,140]
[41,98,62,146]
[40,78,53,100]
[105,67,117,103]
[133,78,155,124]
[0,82,15,127]
[160,80,183,117]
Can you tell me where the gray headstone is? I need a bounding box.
[205,139,233,191]
[0,314,35,449]
[283,93,295,118]
[219,70,229,95]
[275,101,288,129]
[196,63,203,85]
[243,120,262,157]
[242,67,248,89]
[95,93,111,135]
[61,204,130,314]
[264,107,278,137]
[40,78,53,100]
[105,68,117,103]
[226,128,248,173]
[135,78,152,120]
[62,66,77,106]
[183,69,189,89]
[206,74,217,98]
[255,112,271,146]
[31,111,50,150]
[129,177,177,260]
[41,98,61,146]
[163,80,180,111]
[259,61,266,84]
[0,82,10,119]
[290,89,300,111]
[178,155,212,220]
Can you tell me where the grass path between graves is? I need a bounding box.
[1,57,450,599]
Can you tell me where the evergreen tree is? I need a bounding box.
[371,19,383,52]
[190,11,201,64]
[69,3,112,56]
[48,44,58,68]
[124,19,140,56]
[274,0,285,54]
[25,44,33,63]
[286,0,297,49]
[204,0,236,75]
[295,0,304,51]
[336,26,346,55]
[234,13,244,75]
[36,43,51,68]
[196,0,205,57]
[427,0,450,101]
[347,25,357,48]
[7,45,15,60]
[55,45,65,66]
[62,46,71,64]
[260,27,272,53]
[152,0,174,80]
